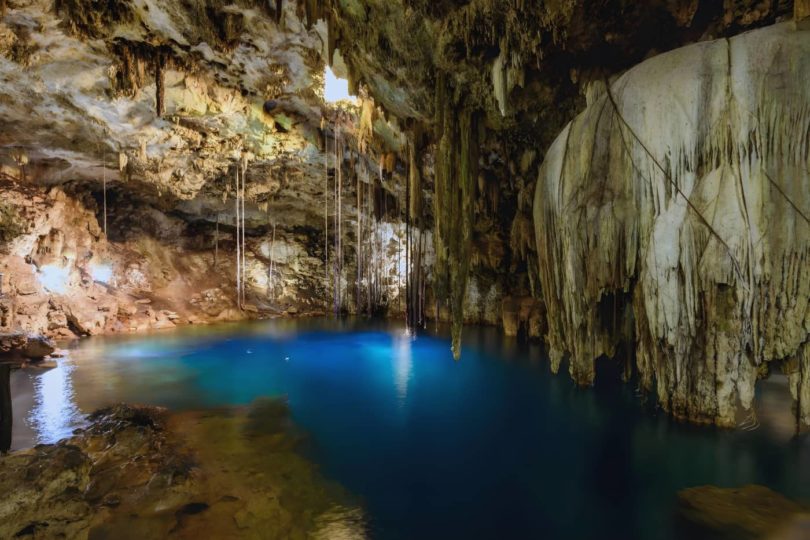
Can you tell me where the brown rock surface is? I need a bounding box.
[677,485,810,540]
[0,401,364,539]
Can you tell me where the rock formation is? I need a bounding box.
[0,0,418,339]
[0,0,806,428]
[534,22,810,427]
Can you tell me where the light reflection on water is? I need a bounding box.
[393,332,413,405]
[6,317,810,540]
[27,360,83,444]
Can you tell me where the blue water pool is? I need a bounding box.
[9,318,810,539]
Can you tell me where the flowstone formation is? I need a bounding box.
[534,22,810,428]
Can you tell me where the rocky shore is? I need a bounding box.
[0,402,365,539]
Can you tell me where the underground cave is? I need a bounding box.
[0,1,809,538]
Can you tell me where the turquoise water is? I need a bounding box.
[9,318,810,539]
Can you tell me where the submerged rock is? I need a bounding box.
[534,22,810,427]
[676,485,810,539]
[0,443,92,538]
[0,401,365,539]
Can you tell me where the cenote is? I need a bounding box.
[3,2,810,538]
[9,318,810,540]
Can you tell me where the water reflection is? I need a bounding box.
[392,332,413,405]
[0,363,11,452]
[27,360,82,444]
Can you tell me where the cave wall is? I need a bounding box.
[0,0,806,429]
[534,21,810,428]
[0,0,422,337]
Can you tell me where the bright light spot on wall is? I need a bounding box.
[90,264,113,284]
[324,66,356,104]
[38,265,70,294]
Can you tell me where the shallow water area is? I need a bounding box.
[8,318,810,539]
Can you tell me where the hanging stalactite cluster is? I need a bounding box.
[433,76,481,358]
[405,130,428,330]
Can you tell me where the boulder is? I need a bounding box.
[21,335,55,359]
[0,332,54,359]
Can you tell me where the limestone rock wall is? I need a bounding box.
[0,0,422,333]
[0,180,248,337]
[534,22,810,428]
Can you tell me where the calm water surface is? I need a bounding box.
[8,318,810,539]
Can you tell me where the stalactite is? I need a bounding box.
[450,110,479,358]
[358,100,375,153]
[405,142,411,327]
[407,132,426,329]
[534,24,810,426]
[155,50,165,117]
[102,153,107,237]
[241,161,247,308]
[367,166,373,316]
[327,9,337,67]
[303,0,321,29]
[433,75,480,358]
[323,119,330,297]
[269,222,277,297]
[356,154,362,314]
[433,75,452,326]
[235,166,241,310]
[396,170,404,317]
[333,122,342,315]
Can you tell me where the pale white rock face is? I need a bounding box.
[534,22,810,427]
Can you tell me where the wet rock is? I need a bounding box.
[0,332,54,360]
[21,335,55,359]
[0,401,365,539]
[0,332,27,355]
[0,443,92,539]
